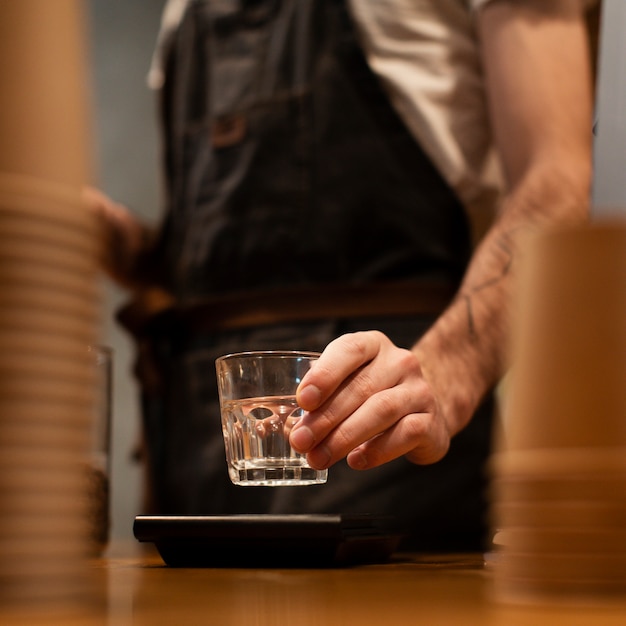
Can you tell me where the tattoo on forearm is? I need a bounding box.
[460,230,516,339]
[462,293,476,338]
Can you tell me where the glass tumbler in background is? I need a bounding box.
[87,345,112,555]
[215,351,328,487]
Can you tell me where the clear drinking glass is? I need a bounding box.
[87,344,112,555]
[215,350,328,486]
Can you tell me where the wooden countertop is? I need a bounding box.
[3,542,626,625]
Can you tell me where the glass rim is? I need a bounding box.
[215,350,321,364]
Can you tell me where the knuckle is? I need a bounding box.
[402,414,450,465]
[304,403,341,437]
[396,347,421,375]
[316,408,339,433]
[358,443,385,468]
[400,349,417,368]
[340,332,372,361]
[402,414,430,441]
[307,362,335,386]
[350,369,377,401]
[370,390,398,420]
[330,426,357,453]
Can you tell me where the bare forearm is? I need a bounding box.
[291,0,596,471]
[415,0,596,437]
[414,163,591,435]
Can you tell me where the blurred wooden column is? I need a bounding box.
[0,0,103,620]
[0,0,94,185]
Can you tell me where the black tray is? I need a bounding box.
[133,513,404,568]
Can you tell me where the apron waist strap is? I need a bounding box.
[118,280,456,338]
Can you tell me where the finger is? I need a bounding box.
[296,331,385,411]
[304,377,433,469]
[291,356,400,456]
[303,387,408,468]
[346,410,451,470]
[292,343,418,455]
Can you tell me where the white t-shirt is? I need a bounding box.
[347,0,502,217]
[149,0,593,222]
[150,0,502,220]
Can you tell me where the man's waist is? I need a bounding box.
[117,280,457,337]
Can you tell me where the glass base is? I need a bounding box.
[229,464,328,486]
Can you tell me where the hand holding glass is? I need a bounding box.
[215,351,328,486]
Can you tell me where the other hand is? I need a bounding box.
[82,186,152,288]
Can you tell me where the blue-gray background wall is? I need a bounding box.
[87,0,167,542]
[592,0,626,212]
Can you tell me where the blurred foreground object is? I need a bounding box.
[489,221,626,605]
[0,0,102,619]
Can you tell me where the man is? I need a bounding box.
[290,0,597,470]
[88,0,597,551]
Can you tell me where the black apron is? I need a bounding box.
[131,0,493,552]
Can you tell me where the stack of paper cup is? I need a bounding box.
[489,222,626,604]
[0,173,101,609]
